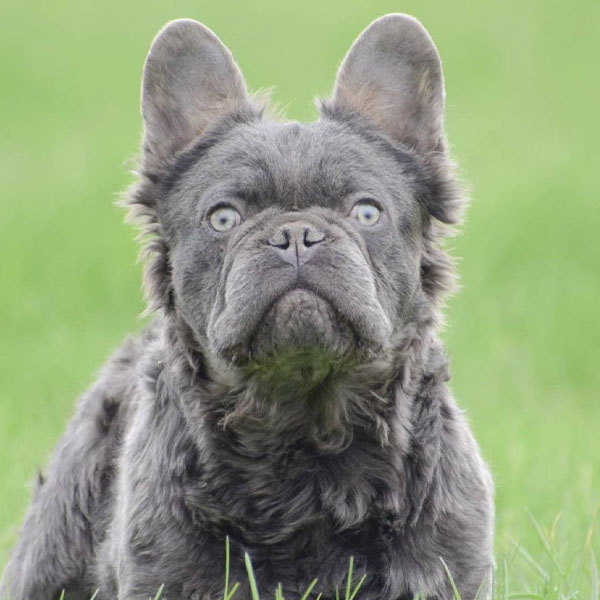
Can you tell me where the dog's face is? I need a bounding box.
[165,119,421,366]
[137,16,456,384]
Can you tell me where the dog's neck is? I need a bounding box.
[148,311,450,541]
[159,306,446,437]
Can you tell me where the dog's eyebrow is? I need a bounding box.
[161,110,262,194]
[161,136,223,193]
[321,105,422,172]
[352,125,420,171]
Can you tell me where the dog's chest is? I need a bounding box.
[185,436,404,541]
[177,438,412,594]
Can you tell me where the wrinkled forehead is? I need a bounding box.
[163,117,418,213]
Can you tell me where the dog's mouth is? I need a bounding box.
[226,287,357,395]
[247,286,358,360]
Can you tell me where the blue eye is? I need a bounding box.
[208,206,242,232]
[351,201,381,226]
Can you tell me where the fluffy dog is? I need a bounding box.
[1,14,494,600]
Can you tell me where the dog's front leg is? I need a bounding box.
[1,339,139,600]
[1,461,93,600]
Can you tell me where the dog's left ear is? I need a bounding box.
[330,14,445,153]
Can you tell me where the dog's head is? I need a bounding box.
[131,15,462,392]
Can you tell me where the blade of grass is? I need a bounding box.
[152,583,164,600]
[590,549,598,600]
[299,578,318,600]
[526,510,565,578]
[506,539,524,574]
[440,557,462,600]
[224,536,231,600]
[245,552,260,600]
[586,520,597,553]
[549,512,563,544]
[473,577,487,600]
[509,537,548,581]
[526,510,553,556]
[348,575,366,600]
[345,556,354,600]
[225,582,240,600]
[558,546,587,599]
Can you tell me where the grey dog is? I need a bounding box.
[1,14,494,600]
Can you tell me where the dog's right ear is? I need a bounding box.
[141,19,250,169]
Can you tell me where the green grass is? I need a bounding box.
[0,0,598,596]
[78,536,599,599]
[197,533,600,599]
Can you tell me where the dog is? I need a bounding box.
[1,14,494,600]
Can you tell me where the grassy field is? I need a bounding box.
[1,0,598,596]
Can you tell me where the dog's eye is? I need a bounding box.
[208,206,242,232]
[351,201,381,226]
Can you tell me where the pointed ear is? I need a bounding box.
[331,14,445,153]
[141,19,250,167]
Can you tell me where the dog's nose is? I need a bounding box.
[268,222,326,267]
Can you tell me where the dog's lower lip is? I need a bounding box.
[270,285,343,321]
[281,285,322,299]
[266,284,329,311]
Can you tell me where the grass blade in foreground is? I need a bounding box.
[440,557,462,600]
[245,552,261,600]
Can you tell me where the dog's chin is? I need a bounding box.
[251,288,355,359]
[226,289,358,386]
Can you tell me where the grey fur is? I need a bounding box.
[1,14,494,600]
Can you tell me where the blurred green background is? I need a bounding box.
[1,0,598,589]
